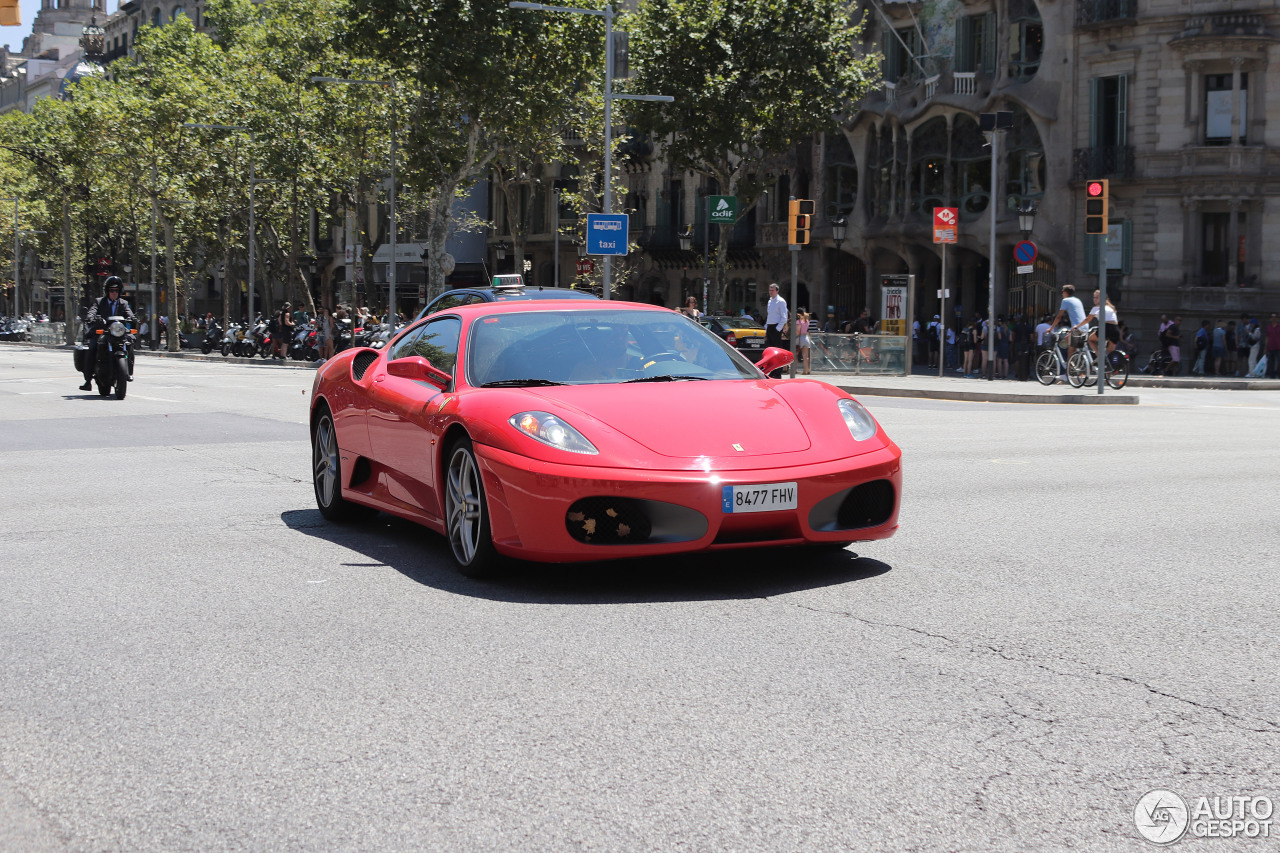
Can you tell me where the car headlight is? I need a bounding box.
[837,398,878,441]
[109,321,127,337]
[509,411,598,455]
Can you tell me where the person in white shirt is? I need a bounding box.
[1047,284,1087,359]
[1071,289,1119,356]
[765,283,788,348]
[764,283,788,377]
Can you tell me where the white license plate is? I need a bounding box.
[722,482,797,513]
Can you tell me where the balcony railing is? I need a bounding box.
[953,72,977,96]
[1076,0,1134,27]
[1072,146,1135,180]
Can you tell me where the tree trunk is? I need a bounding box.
[162,214,178,352]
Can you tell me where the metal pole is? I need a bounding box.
[1098,233,1107,396]
[601,4,613,300]
[939,243,947,378]
[248,158,255,327]
[788,248,798,379]
[63,198,73,345]
[553,189,560,287]
[703,196,710,315]
[150,173,157,349]
[987,129,999,381]
[389,81,398,333]
[11,199,17,318]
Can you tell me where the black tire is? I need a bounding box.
[444,437,502,578]
[1106,351,1130,390]
[221,342,230,356]
[312,410,376,522]
[1067,351,1089,388]
[114,357,128,400]
[201,342,212,354]
[1034,350,1059,385]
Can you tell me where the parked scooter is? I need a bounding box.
[200,320,223,354]
[333,318,354,353]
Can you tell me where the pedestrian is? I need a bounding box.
[1211,319,1227,376]
[1244,319,1262,375]
[274,302,294,360]
[1224,321,1237,377]
[316,307,334,363]
[1192,320,1211,375]
[1165,316,1182,376]
[926,315,940,367]
[764,283,788,377]
[959,319,975,375]
[974,314,989,377]
[945,323,957,369]
[795,309,811,375]
[680,296,702,321]
[1266,313,1280,379]
[994,315,1010,378]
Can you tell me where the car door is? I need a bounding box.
[366,316,462,519]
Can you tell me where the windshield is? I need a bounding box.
[466,309,762,386]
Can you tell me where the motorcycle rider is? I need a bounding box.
[80,276,137,391]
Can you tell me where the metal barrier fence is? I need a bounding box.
[808,333,908,375]
[28,322,67,345]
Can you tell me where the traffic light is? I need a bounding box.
[787,198,814,245]
[1085,179,1109,235]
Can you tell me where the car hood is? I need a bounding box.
[524,380,811,460]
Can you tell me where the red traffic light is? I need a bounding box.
[1086,181,1105,197]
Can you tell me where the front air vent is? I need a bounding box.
[809,479,896,532]
[351,348,380,381]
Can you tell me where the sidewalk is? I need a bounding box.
[806,365,1280,405]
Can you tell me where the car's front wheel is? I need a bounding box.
[445,437,501,578]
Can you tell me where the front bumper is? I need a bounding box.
[474,442,902,563]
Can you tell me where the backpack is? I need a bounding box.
[928,323,939,343]
[1195,329,1208,351]
[267,316,279,333]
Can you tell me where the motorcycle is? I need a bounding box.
[288,323,318,361]
[333,318,354,353]
[200,321,223,354]
[73,315,135,400]
[238,320,267,358]
[220,323,241,356]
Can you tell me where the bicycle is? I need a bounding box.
[1034,328,1071,385]
[1067,339,1129,390]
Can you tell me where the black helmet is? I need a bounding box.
[103,276,123,292]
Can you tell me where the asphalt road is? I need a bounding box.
[2,346,1278,852]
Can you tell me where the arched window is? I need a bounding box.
[950,116,989,220]
[172,6,185,21]
[826,132,857,216]
[1005,106,1046,210]
[908,118,948,219]
[152,8,162,26]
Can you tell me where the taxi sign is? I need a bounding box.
[492,274,524,289]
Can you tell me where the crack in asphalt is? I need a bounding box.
[788,603,1280,737]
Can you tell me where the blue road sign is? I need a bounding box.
[586,213,629,256]
[1013,240,1038,265]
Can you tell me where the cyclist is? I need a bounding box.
[1071,289,1119,362]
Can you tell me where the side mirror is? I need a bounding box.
[755,346,795,376]
[387,355,452,390]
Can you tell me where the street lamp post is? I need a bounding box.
[311,77,397,333]
[16,229,46,318]
[3,197,18,318]
[980,110,1012,381]
[509,2,671,299]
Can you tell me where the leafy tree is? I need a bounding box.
[627,0,878,311]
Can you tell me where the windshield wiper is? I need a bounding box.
[480,378,566,388]
[623,374,709,383]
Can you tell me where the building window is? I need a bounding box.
[882,27,920,83]
[955,13,995,74]
[1205,73,1247,145]
[909,117,948,218]
[1200,211,1245,286]
[152,8,162,26]
[826,133,857,216]
[172,6,185,21]
[1008,0,1043,81]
